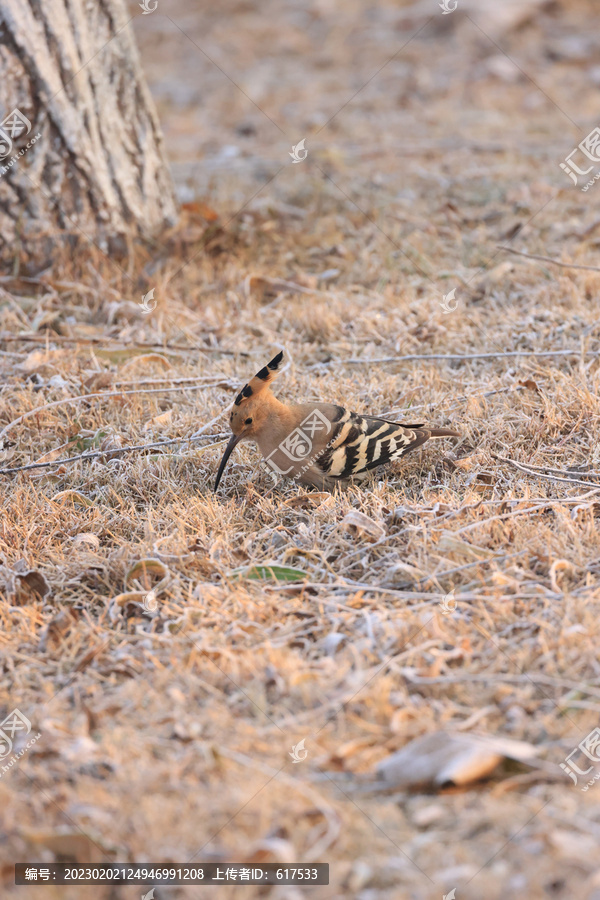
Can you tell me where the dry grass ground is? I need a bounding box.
[2,0,600,898]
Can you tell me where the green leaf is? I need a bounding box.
[229,564,308,582]
[73,429,107,453]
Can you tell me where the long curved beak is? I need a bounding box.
[214,433,242,492]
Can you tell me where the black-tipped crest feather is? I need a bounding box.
[234,351,284,406]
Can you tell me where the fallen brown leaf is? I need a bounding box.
[375,731,539,789]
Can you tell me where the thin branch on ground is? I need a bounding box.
[402,672,600,700]
[493,454,600,489]
[344,349,600,365]
[0,382,227,441]
[498,245,600,272]
[0,331,248,355]
[0,435,228,476]
[498,458,600,479]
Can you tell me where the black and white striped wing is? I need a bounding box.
[315,408,430,480]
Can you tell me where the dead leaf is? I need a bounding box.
[549,559,573,593]
[71,533,100,550]
[18,349,65,374]
[109,594,159,622]
[438,532,499,560]
[244,274,322,302]
[465,471,497,495]
[99,434,125,459]
[247,837,297,864]
[19,827,117,864]
[320,631,347,656]
[409,324,438,342]
[470,261,516,300]
[375,731,539,789]
[341,510,386,542]
[518,378,540,393]
[40,608,80,651]
[0,441,16,465]
[51,490,96,508]
[284,492,332,510]
[144,409,173,431]
[450,450,488,471]
[84,372,113,391]
[14,569,50,604]
[450,455,476,472]
[548,828,599,863]
[387,560,428,582]
[120,353,173,377]
[95,348,171,363]
[329,737,376,765]
[111,590,147,606]
[125,559,169,588]
[181,200,219,222]
[317,268,341,282]
[467,0,549,36]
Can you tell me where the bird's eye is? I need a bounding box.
[245,417,253,425]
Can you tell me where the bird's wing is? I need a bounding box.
[315,408,431,479]
[361,414,426,428]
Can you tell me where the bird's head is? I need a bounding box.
[214,350,284,491]
[227,394,268,441]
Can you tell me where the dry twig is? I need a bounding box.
[498,245,600,272]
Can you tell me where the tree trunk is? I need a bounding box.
[0,0,178,259]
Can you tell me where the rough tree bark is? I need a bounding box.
[0,0,178,257]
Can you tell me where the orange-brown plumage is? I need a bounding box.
[214,351,460,492]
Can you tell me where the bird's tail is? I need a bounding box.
[427,427,461,438]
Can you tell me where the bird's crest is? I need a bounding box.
[234,350,284,406]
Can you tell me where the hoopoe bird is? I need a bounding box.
[214,351,460,492]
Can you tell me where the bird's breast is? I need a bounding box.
[256,405,342,480]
